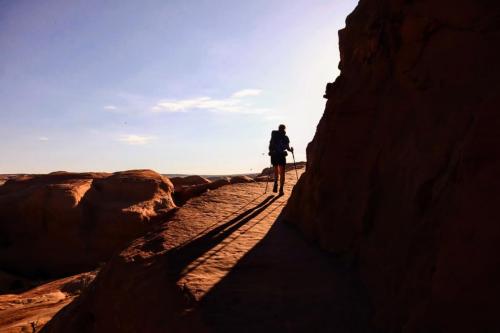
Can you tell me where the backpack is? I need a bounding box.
[268,130,288,156]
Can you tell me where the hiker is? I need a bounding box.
[268,124,293,195]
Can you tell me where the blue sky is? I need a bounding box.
[0,0,357,174]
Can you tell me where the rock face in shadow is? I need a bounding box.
[282,1,500,332]
[0,270,32,294]
[0,271,97,332]
[0,170,176,277]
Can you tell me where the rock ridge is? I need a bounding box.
[282,0,500,332]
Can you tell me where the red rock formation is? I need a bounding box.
[41,234,205,333]
[41,172,301,333]
[170,175,211,190]
[172,177,233,206]
[228,175,255,184]
[0,170,176,277]
[170,175,255,205]
[0,271,97,332]
[208,177,231,189]
[282,0,500,332]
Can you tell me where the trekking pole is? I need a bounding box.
[291,150,299,180]
[262,153,273,194]
[264,162,272,194]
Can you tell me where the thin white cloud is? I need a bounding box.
[38,136,49,141]
[152,97,212,113]
[104,105,118,111]
[118,135,153,145]
[231,89,262,98]
[151,89,267,114]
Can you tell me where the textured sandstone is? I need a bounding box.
[0,170,176,277]
[42,171,373,333]
[173,177,232,206]
[228,175,255,184]
[170,175,211,190]
[282,0,500,332]
[0,271,96,333]
[208,177,231,189]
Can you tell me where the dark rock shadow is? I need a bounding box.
[199,217,378,333]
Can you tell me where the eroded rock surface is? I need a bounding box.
[173,177,230,206]
[282,1,500,332]
[0,170,176,277]
[41,170,373,333]
[0,271,96,333]
[172,175,257,206]
[170,175,211,190]
[228,175,255,184]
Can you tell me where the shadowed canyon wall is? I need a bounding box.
[282,0,500,332]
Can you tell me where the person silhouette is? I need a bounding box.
[268,124,293,195]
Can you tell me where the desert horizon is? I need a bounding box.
[0,161,307,182]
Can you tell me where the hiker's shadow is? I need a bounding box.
[165,195,279,279]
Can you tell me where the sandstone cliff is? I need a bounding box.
[282,0,500,332]
[0,170,176,277]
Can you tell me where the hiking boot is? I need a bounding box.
[272,182,278,193]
